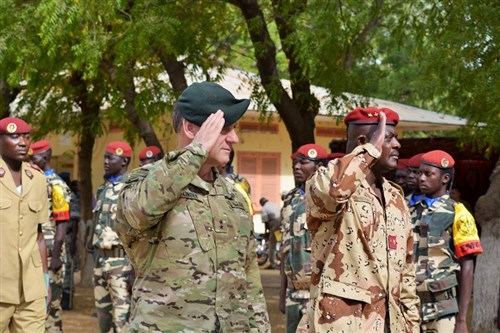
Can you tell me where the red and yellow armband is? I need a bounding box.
[453,203,483,258]
[52,184,70,221]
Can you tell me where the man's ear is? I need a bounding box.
[356,134,368,146]
[182,120,197,140]
[442,172,451,185]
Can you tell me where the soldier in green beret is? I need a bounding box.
[116,82,270,332]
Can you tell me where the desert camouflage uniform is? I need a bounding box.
[42,170,71,333]
[280,186,312,333]
[411,194,482,332]
[304,143,420,333]
[116,143,270,333]
[92,176,133,333]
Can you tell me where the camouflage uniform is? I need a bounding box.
[280,186,312,333]
[42,170,71,333]
[92,176,133,333]
[117,143,270,333]
[411,194,482,332]
[304,143,420,332]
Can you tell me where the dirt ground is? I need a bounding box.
[61,269,285,333]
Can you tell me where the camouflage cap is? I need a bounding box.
[177,82,250,126]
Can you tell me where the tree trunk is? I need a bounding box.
[472,156,500,332]
[70,72,101,287]
[229,0,317,153]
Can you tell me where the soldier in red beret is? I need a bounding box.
[0,117,51,333]
[301,108,420,332]
[138,146,162,167]
[281,143,328,333]
[412,150,482,333]
[88,141,134,332]
[406,153,425,206]
[30,140,72,333]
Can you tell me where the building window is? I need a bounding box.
[236,152,281,210]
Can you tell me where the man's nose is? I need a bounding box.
[226,129,239,143]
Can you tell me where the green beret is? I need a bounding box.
[177,82,250,126]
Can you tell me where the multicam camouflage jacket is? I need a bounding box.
[281,186,312,293]
[116,143,270,333]
[92,177,125,250]
[411,194,482,323]
[42,170,71,252]
[305,143,420,333]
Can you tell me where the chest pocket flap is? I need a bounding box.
[322,279,372,304]
[0,200,12,209]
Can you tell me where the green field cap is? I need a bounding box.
[177,82,250,126]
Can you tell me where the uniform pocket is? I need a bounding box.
[28,200,42,212]
[0,199,12,209]
[31,250,42,268]
[317,279,370,325]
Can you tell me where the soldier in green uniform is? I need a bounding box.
[90,141,134,333]
[116,81,270,332]
[302,107,421,332]
[412,150,483,333]
[31,140,72,333]
[0,117,50,333]
[280,143,328,333]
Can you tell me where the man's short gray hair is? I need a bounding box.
[172,104,184,133]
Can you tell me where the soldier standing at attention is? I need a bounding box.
[280,143,328,333]
[30,140,72,333]
[413,150,482,333]
[138,146,162,167]
[406,153,425,206]
[0,117,50,333]
[116,81,270,332]
[301,108,420,332]
[90,141,134,333]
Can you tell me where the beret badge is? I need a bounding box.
[441,158,449,168]
[115,148,124,156]
[307,149,318,159]
[7,123,17,133]
[146,150,153,158]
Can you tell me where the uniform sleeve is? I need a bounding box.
[51,182,70,221]
[453,203,483,258]
[118,143,207,231]
[400,222,421,332]
[306,143,380,220]
[245,229,271,332]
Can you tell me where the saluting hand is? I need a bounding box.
[369,111,387,151]
[192,110,225,152]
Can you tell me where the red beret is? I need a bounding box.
[397,158,410,170]
[344,107,399,126]
[30,140,51,155]
[0,117,31,134]
[139,146,161,159]
[421,150,455,169]
[327,152,345,160]
[106,141,132,158]
[408,153,425,168]
[291,144,328,160]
